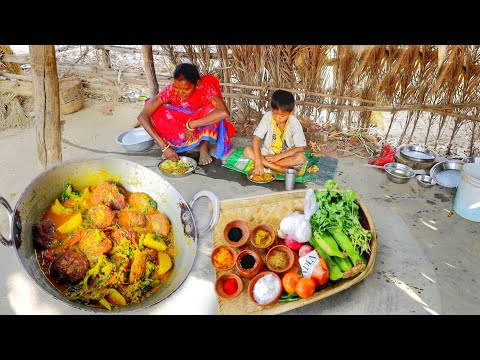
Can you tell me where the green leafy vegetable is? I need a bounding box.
[149,199,157,210]
[311,180,372,255]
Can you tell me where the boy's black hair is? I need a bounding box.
[271,89,295,112]
[173,63,201,85]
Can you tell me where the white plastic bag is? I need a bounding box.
[278,189,319,243]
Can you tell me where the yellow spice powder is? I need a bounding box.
[253,229,272,247]
[213,248,234,269]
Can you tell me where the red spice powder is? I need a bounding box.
[222,278,238,295]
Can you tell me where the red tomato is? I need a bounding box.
[310,256,329,287]
[282,272,302,294]
[295,277,316,298]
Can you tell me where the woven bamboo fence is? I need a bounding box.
[2,45,480,155]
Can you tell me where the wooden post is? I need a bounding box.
[102,48,111,69]
[142,45,159,98]
[29,45,62,169]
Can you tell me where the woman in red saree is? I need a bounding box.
[137,63,235,165]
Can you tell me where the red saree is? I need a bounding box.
[149,75,235,158]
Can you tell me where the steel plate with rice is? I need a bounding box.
[247,169,277,184]
[158,156,197,178]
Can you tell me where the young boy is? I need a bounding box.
[243,89,307,175]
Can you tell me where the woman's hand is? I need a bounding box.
[162,147,179,161]
[254,159,265,175]
[185,128,197,142]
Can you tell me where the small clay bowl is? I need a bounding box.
[211,245,237,271]
[266,245,295,274]
[236,248,264,279]
[223,220,250,248]
[248,271,282,307]
[250,224,276,249]
[215,273,243,299]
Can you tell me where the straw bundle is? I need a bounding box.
[0,45,23,75]
[0,94,32,130]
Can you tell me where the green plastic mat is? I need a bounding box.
[223,147,338,185]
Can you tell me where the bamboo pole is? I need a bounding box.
[142,45,159,98]
[102,48,111,69]
[29,45,62,169]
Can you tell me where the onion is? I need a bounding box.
[284,234,302,251]
[298,244,314,257]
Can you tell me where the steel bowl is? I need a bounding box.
[116,128,154,152]
[429,160,463,188]
[462,157,480,164]
[399,145,437,163]
[384,163,416,184]
[416,174,436,188]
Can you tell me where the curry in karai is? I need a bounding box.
[32,181,174,310]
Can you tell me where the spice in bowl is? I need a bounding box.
[251,224,275,249]
[223,278,239,295]
[266,245,295,273]
[211,246,236,271]
[254,229,272,247]
[215,273,243,299]
[227,227,243,243]
[269,250,288,268]
[223,220,250,247]
[240,254,256,269]
[236,249,264,279]
[248,271,282,306]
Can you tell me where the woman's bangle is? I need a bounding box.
[161,143,171,153]
[186,120,195,131]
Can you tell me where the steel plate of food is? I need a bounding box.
[247,169,276,184]
[158,156,197,178]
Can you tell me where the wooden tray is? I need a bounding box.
[212,189,377,315]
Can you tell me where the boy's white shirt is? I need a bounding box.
[253,111,307,156]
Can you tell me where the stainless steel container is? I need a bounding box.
[384,163,415,184]
[429,160,463,188]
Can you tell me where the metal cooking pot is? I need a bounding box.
[0,157,220,313]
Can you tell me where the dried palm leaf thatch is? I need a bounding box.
[0,96,32,130]
[0,45,23,75]
[264,45,298,88]
[295,46,333,120]
[216,45,232,110]
[332,46,358,126]
[229,45,267,126]
[467,117,480,156]
[335,46,358,95]
[428,46,468,149]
